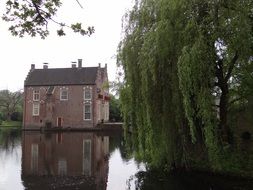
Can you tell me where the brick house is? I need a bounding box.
[23,59,110,129]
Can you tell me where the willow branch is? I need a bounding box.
[75,0,83,9]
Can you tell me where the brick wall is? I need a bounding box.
[23,85,96,128]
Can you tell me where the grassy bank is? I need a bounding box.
[0,121,22,127]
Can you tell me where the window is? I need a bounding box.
[33,103,40,116]
[33,90,40,101]
[60,89,68,100]
[84,88,92,100]
[84,104,91,120]
[104,102,109,121]
[97,102,101,121]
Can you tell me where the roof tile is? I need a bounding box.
[25,67,98,86]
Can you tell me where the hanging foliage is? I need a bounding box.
[118,0,253,176]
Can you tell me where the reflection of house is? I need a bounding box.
[22,132,109,190]
[23,59,110,129]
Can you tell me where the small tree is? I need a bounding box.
[0,90,23,121]
[0,112,3,125]
[109,94,122,122]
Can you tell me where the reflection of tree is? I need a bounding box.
[108,135,120,154]
[127,170,253,190]
[120,133,146,164]
[109,133,134,162]
[0,129,21,152]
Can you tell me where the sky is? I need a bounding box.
[0,0,133,91]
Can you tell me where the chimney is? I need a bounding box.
[31,64,35,71]
[98,63,101,68]
[105,63,107,69]
[78,59,82,68]
[43,63,48,69]
[71,61,77,68]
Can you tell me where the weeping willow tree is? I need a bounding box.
[118,0,253,175]
[118,0,189,169]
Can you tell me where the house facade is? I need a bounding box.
[23,59,110,129]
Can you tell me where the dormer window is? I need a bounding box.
[33,90,40,101]
[84,87,92,100]
[60,88,68,101]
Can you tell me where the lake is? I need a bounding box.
[0,128,252,190]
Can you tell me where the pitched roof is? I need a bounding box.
[25,67,98,86]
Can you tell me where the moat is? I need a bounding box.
[0,128,252,190]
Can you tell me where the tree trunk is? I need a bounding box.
[219,83,230,143]
[6,112,11,121]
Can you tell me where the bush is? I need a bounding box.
[10,112,23,121]
[241,131,251,140]
[0,112,3,125]
[109,95,122,122]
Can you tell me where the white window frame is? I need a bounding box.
[33,90,40,101]
[60,88,68,101]
[84,103,92,120]
[97,101,101,121]
[84,88,92,100]
[33,103,40,116]
[105,102,109,121]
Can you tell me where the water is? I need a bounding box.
[0,129,145,190]
[0,128,252,190]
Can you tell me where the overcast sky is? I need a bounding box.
[0,0,133,91]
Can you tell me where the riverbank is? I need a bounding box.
[22,122,123,132]
[0,121,22,128]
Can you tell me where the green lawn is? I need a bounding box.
[0,121,22,127]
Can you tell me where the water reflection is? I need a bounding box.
[22,132,110,190]
[0,129,252,190]
[128,170,253,190]
[0,128,23,190]
[0,128,21,152]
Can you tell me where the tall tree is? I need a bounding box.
[118,0,253,173]
[177,0,253,144]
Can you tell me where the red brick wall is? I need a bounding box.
[23,85,96,128]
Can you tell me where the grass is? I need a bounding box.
[0,121,22,127]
